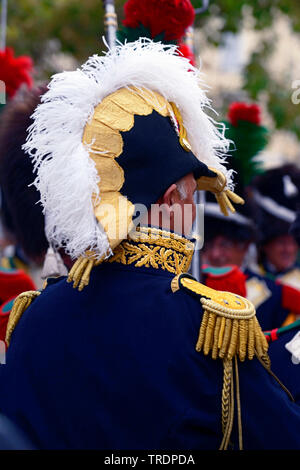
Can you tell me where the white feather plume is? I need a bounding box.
[24,39,231,260]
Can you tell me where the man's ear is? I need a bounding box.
[160,183,179,207]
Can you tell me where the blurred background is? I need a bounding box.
[3,0,300,168]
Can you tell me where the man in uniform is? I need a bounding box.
[251,164,300,289]
[250,164,300,325]
[0,40,300,450]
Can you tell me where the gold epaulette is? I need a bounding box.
[172,273,270,450]
[5,290,41,347]
[172,273,269,362]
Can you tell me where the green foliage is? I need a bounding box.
[191,0,206,9]
[243,39,300,140]
[4,0,300,140]
[194,1,300,33]
[268,88,300,139]
[224,120,268,185]
[6,0,125,64]
[117,24,175,45]
[193,0,300,142]
[243,43,274,100]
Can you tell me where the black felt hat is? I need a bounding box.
[251,164,300,244]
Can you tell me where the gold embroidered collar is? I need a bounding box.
[108,226,194,275]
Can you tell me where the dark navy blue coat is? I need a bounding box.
[0,260,300,450]
[267,321,300,405]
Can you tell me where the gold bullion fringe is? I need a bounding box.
[195,306,269,362]
[67,255,105,292]
[5,291,41,346]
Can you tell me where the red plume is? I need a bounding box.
[203,265,247,297]
[280,284,300,316]
[228,102,261,127]
[0,47,33,99]
[123,0,195,42]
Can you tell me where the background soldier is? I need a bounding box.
[202,102,299,330]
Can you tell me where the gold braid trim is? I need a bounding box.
[219,359,235,450]
[68,228,194,291]
[5,291,41,346]
[110,227,194,274]
[218,357,244,451]
[221,358,233,436]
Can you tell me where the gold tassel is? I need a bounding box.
[197,167,245,217]
[219,318,232,359]
[248,317,255,360]
[212,316,222,360]
[227,319,239,360]
[238,319,247,362]
[254,317,270,366]
[195,310,209,352]
[218,317,226,349]
[67,254,105,291]
[203,312,216,355]
[215,191,244,217]
[5,291,41,346]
